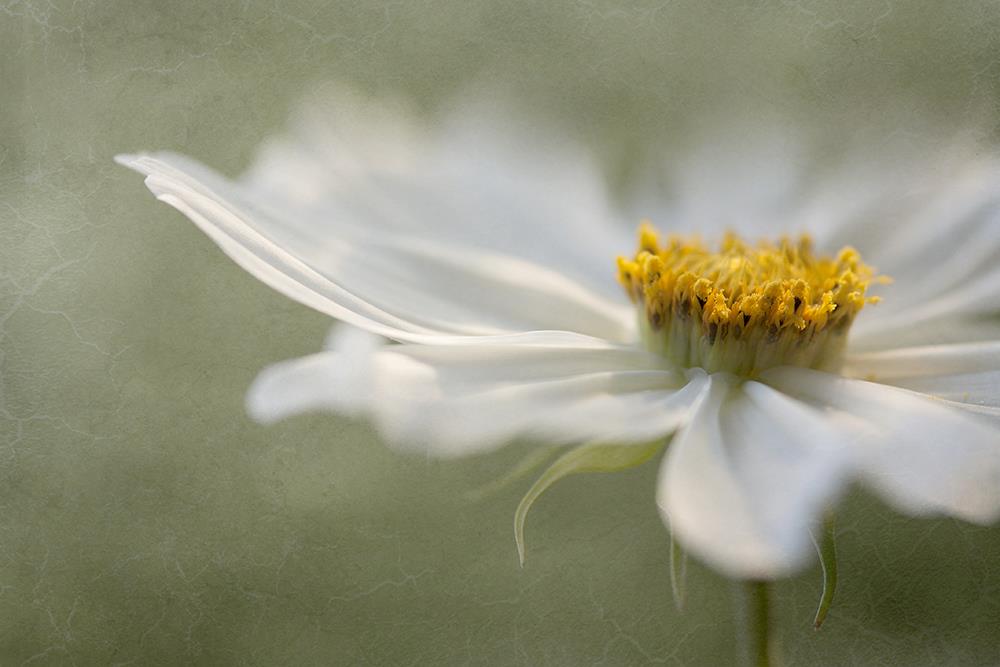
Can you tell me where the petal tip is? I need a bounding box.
[244,369,290,425]
[113,152,154,174]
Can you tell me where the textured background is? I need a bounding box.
[4,1,1000,664]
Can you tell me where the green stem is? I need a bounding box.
[743,580,772,667]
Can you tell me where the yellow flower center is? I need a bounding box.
[616,223,885,376]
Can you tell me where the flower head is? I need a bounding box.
[618,226,882,375]
[117,91,1000,580]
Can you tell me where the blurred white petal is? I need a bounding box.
[659,374,848,579]
[250,335,705,457]
[847,160,1000,300]
[636,126,813,240]
[841,159,1000,349]
[242,87,634,304]
[764,367,1000,524]
[248,325,383,421]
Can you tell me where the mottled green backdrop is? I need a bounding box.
[4,2,1000,665]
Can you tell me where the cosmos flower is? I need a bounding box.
[116,90,1000,581]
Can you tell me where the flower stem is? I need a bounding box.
[742,580,772,667]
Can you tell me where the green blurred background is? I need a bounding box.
[4,1,1000,664]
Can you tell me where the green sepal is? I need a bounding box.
[811,513,838,629]
[466,446,563,501]
[515,440,665,566]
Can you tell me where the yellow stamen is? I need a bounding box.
[617,223,884,375]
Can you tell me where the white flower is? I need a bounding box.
[116,90,1000,581]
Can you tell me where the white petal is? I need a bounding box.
[378,371,699,457]
[248,329,633,423]
[854,161,1000,302]
[764,367,1000,525]
[845,341,1000,413]
[841,159,1000,341]
[658,374,848,580]
[892,372,1000,408]
[248,337,704,457]
[848,313,1000,353]
[634,126,810,240]
[241,87,634,303]
[323,322,379,350]
[845,341,1000,380]
[897,267,1000,324]
[851,277,1000,349]
[117,152,633,342]
[247,338,381,421]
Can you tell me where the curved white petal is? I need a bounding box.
[658,374,848,580]
[764,367,1000,525]
[248,337,704,457]
[115,152,633,342]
